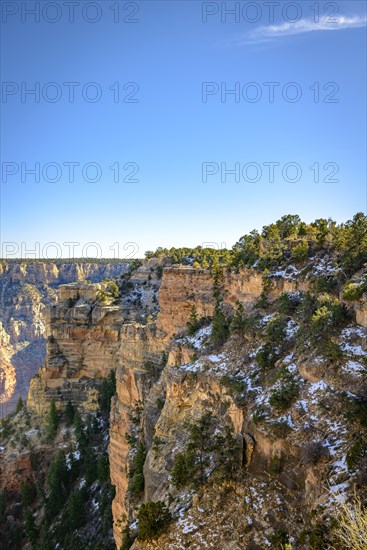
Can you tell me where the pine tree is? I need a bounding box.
[16,396,23,413]
[187,305,199,335]
[73,412,87,452]
[65,400,75,425]
[214,425,241,481]
[171,450,195,488]
[97,451,110,482]
[211,300,229,346]
[230,301,245,337]
[211,259,223,299]
[47,451,69,517]
[38,521,52,550]
[66,489,86,530]
[100,370,116,413]
[121,523,134,549]
[130,441,146,497]
[20,479,36,505]
[45,400,58,441]
[85,450,98,485]
[187,412,213,485]
[24,509,38,545]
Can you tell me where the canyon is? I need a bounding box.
[0,260,130,416]
[20,256,367,548]
[1,237,367,549]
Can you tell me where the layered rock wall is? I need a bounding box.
[157,266,308,338]
[0,260,129,413]
[109,266,310,547]
[24,265,313,548]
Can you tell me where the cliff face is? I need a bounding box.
[27,283,122,417]
[156,267,307,338]
[0,322,16,406]
[18,260,367,548]
[0,260,129,415]
[109,265,366,549]
[353,293,367,327]
[109,266,313,547]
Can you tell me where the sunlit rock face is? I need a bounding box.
[109,266,312,548]
[20,260,366,549]
[0,260,129,415]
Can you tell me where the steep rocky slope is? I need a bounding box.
[0,260,130,415]
[108,259,367,549]
[2,214,367,549]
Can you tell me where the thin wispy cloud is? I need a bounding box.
[241,15,367,45]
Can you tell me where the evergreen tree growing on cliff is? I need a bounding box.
[65,400,75,426]
[38,521,52,550]
[45,400,58,441]
[100,370,116,414]
[20,480,37,506]
[211,300,229,346]
[73,411,87,451]
[24,509,38,545]
[129,441,147,497]
[137,501,171,541]
[187,305,199,335]
[172,412,213,489]
[16,396,23,414]
[214,424,241,482]
[65,488,86,530]
[47,451,69,517]
[187,411,213,485]
[171,449,196,488]
[230,301,246,337]
[121,523,135,549]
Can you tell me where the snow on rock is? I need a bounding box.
[308,380,330,401]
[341,326,365,339]
[185,325,212,349]
[308,257,340,277]
[269,265,300,279]
[259,314,274,326]
[286,319,300,338]
[341,342,367,356]
[177,515,198,534]
[342,360,365,376]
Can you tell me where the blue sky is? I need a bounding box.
[0,0,366,258]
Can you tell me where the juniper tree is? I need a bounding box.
[137,501,171,541]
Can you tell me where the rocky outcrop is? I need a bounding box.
[0,260,129,285]
[109,266,312,547]
[0,260,129,414]
[0,322,16,416]
[22,262,364,549]
[27,286,123,417]
[353,293,367,327]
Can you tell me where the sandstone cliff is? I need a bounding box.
[0,260,130,415]
[108,263,367,549]
[5,256,366,549]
